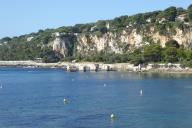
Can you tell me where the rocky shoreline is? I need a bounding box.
[0,61,192,73]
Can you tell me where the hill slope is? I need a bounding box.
[0,4,192,66]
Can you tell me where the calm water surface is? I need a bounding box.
[0,67,192,128]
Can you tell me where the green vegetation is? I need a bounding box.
[165,39,180,48]
[163,6,177,21]
[128,40,192,67]
[188,4,192,22]
[143,44,162,62]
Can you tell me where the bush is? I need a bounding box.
[181,60,192,68]
[165,40,180,48]
[143,44,162,62]
[163,47,179,63]
[163,6,177,21]
[188,4,192,22]
[130,55,143,66]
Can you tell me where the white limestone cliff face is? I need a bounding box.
[52,33,71,57]
[51,27,192,57]
[150,28,192,48]
[76,29,143,55]
[76,27,192,55]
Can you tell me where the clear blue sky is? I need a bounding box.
[0,0,191,38]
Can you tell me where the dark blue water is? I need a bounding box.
[1,67,192,128]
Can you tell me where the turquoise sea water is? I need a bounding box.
[0,67,192,128]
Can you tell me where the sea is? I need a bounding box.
[0,67,192,128]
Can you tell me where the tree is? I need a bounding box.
[177,46,187,61]
[95,20,108,33]
[1,37,11,42]
[129,48,143,66]
[163,47,179,63]
[165,40,180,48]
[177,7,186,15]
[164,6,177,21]
[38,29,44,33]
[143,44,162,62]
[130,54,143,66]
[188,4,192,22]
[184,50,192,61]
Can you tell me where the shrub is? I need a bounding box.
[165,40,180,48]
[163,47,179,63]
[143,44,162,62]
[163,6,177,21]
[188,4,192,22]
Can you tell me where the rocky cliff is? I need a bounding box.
[51,25,192,57]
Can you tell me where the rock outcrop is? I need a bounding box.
[52,33,72,57]
[51,26,192,57]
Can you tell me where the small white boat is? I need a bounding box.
[140,89,143,96]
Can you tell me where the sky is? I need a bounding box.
[0,0,191,38]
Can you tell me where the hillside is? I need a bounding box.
[0,4,192,66]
